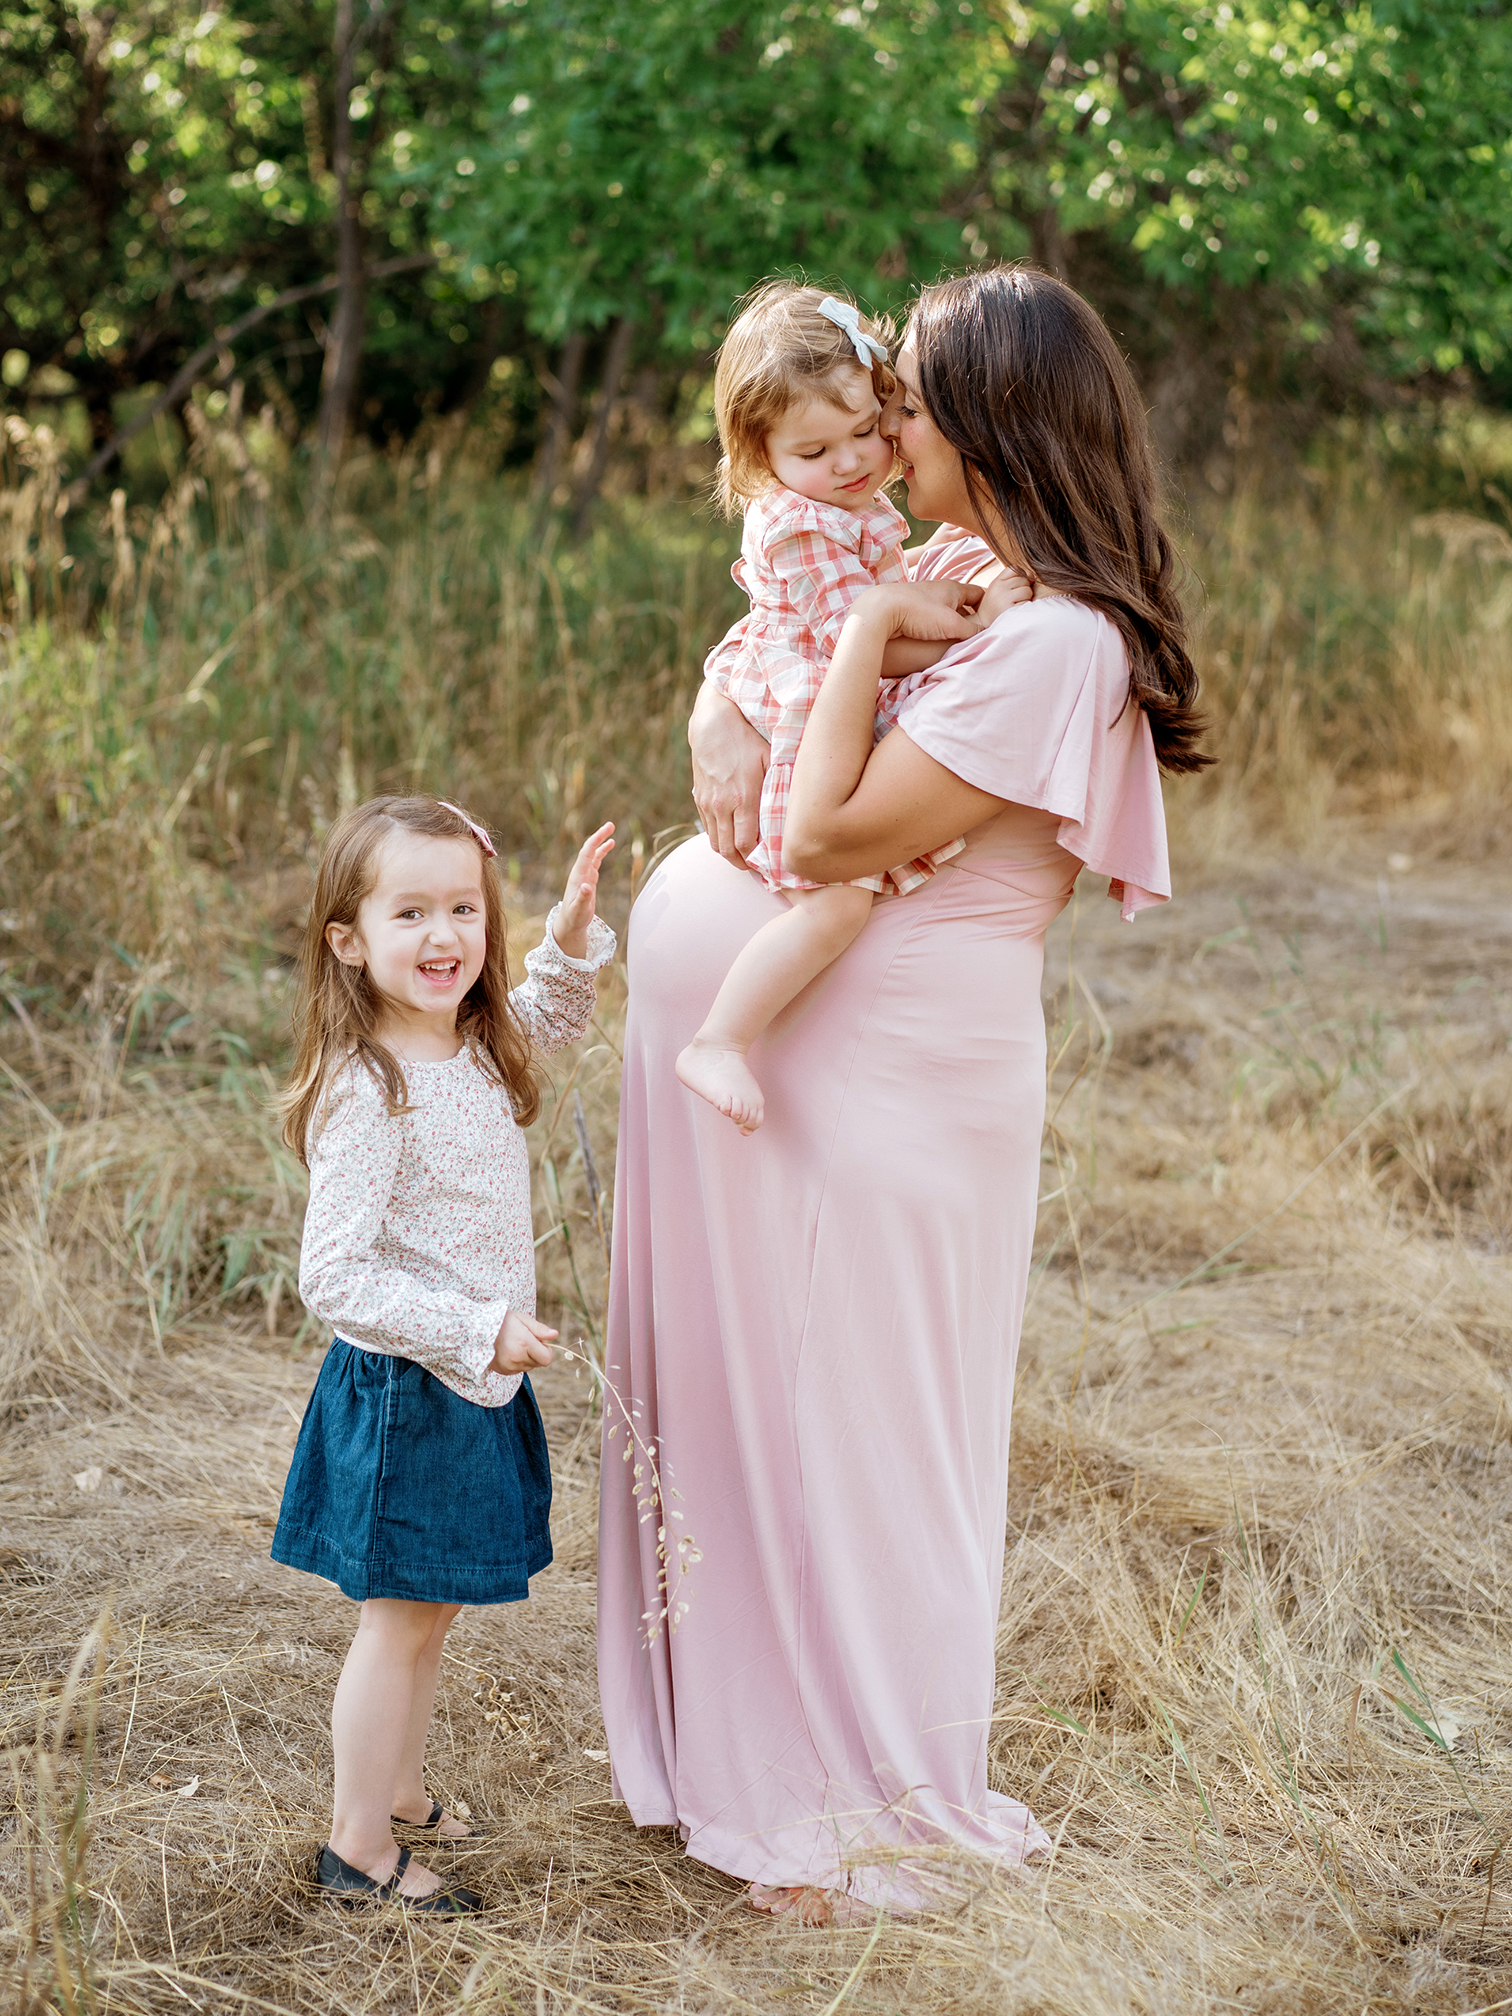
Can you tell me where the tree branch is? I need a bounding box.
[65,253,436,496]
[316,0,364,466]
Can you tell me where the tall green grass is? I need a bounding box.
[0,400,1509,1411]
[3,404,1510,1012]
[2,414,739,1008]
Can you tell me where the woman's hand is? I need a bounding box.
[689,683,769,867]
[555,822,615,960]
[849,579,985,644]
[492,1308,557,1375]
[784,583,1006,886]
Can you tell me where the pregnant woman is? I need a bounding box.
[597,267,1209,1918]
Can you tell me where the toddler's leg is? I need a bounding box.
[391,1605,471,1837]
[676,884,873,1133]
[328,1597,460,1898]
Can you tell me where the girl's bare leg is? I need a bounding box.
[390,1603,472,1837]
[676,884,873,1133]
[328,1597,453,1897]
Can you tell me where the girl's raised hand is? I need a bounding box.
[555,822,615,959]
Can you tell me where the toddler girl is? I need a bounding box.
[675,283,1027,1133]
[271,795,615,1913]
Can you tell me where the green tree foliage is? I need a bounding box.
[399,0,975,346]
[964,0,1512,384]
[2,0,1508,470]
[0,1,500,444]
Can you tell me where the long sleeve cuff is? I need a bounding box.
[537,905,617,973]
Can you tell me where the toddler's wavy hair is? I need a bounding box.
[713,281,896,516]
[280,795,539,1165]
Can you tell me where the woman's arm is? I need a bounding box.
[879,636,952,680]
[689,681,769,866]
[785,585,1006,883]
[879,574,1032,682]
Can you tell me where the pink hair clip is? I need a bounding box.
[437,800,497,858]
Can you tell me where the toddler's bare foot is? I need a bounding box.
[676,1039,765,1133]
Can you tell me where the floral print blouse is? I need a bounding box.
[297,907,616,1407]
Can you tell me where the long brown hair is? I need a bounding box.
[280,796,539,1165]
[909,267,1210,773]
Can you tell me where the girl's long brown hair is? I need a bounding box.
[280,796,539,1165]
[909,267,1211,773]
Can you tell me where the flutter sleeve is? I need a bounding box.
[509,905,616,1054]
[298,1068,512,1385]
[893,597,1171,918]
[907,524,1001,585]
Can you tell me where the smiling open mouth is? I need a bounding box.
[418,960,462,985]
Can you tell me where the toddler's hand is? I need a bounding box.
[492,1308,557,1376]
[978,567,1035,625]
[555,822,615,959]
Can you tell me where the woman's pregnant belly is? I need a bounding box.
[629,809,1080,1212]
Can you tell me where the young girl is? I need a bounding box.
[271,796,615,1914]
[675,283,1028,1133]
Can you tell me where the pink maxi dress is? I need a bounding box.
[597,592,1171,1908]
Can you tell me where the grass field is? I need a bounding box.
[3,407,1512,2013]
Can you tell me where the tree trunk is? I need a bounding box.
[316,0,364,472]
[458,297,505,412]
[532,330,587,504]
[68,255,435,497]
[570,316,636,536]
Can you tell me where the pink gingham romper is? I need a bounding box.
[702,486,965,897]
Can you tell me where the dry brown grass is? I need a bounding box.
[4,411,1512,2011]
[6,859,1512,2014]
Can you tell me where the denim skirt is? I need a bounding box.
[271,1341,552,1604]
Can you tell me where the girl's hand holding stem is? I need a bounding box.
[554,822,615,959]
[493,1308,556,1375]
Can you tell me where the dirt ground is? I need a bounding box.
[4,839,1512,2015]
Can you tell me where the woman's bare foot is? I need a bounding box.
[747,1883,869,1926]
[676,1039,765,1133]
[748,1883,802,1915]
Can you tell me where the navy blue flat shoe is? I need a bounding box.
[314,1843,483,1914]
[390,1799,483,1840]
